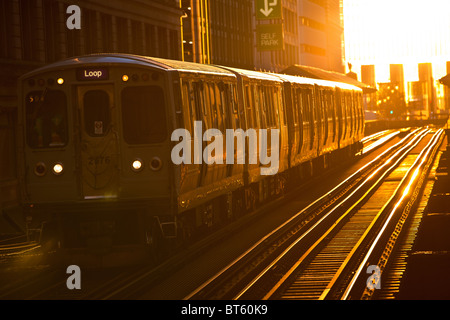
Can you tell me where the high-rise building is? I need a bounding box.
[389,64,405,95]
[418,63,436,116]
[182,0,210,64]
[255,0,345,73]
[361,64,376,111]
[184,0,345,72]
[209,0,254,69]
[182,0,254,69]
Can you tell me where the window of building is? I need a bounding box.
[19,0,40,61]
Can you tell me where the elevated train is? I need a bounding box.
[17,54,364,261]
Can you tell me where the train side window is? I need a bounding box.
[348,93,353,136]
[301,89,309,149]
[358,93,362,134]
[306,89,314,150]
[360,93,364,133]
[296,88,303,152]
[121,86,167,144]
[205,82,215,130]
[221,83,232,130]
[215,83,225,132]
[244,85,253,128]
[231,84,239,129]
[26,90,68,148]
[292,87,299,125]
[195,82,207,131]
[252,85,260,129]
[341,93,350,139]
[193,82,203,118]
[271,87,279,127]
[277,87,286,125]
[272,87,278,126]
[355,95,359,133]
[262,87,269,127]
[353,94,356,134]
[263,87,269,127]
[329,91,336,142]
[259,86,267,129]
[322,89,328,145]
[181,81,193,132]
[355,99,358,133]
[267,87,274,127]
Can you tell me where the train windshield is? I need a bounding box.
[83,90,110,137]
[26,90,68,148]
[121,86,167,144]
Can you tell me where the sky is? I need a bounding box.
[343,0,450,83]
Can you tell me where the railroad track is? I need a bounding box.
[0,236,40,258]
[184,127,443,300]
[0,128,433,300]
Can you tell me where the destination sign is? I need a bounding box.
[76,67,109,81]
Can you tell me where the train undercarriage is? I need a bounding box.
[28,141,362,266]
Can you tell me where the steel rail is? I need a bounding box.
[242,129,429,300]
[184,128,424,300]
[341,128,444,300]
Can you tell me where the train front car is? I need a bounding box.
[17,54,180,265]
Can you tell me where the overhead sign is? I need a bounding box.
[76,67,109,81]
[256,0,282,20]
[256,24,284,51]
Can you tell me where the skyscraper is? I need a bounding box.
[255,0,345,72]
[183,0,345,72]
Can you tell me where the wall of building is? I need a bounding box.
[254,0,344,73]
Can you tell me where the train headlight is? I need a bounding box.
[150,157,163,171]
[34,162,46,177]
[122,75,129,82]
[132,159,143,172]
[57,78,64,85]
[52,163,64,175]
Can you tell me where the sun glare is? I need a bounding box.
[343,0,450,82]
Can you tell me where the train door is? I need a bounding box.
[76,85,119,199]
[295,88,303,155]
[335,88,343,147]
[192,81,207,187]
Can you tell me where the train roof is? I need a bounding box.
[20,53,361,92]
[219,66,284,82]
[272,73,362,91]
[20,53,236,79]
[282,64,376,93]
[149,57,236,77]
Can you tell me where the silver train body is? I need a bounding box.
[17,54,363,257]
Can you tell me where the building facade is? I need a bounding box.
[183,0,345,72]
[361,64,376,112]
[182,0,254,69]
[255,0,345,73]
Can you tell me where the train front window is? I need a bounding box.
[121,86,167,144]
[26,90,68,148]
[83,90,110,137]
